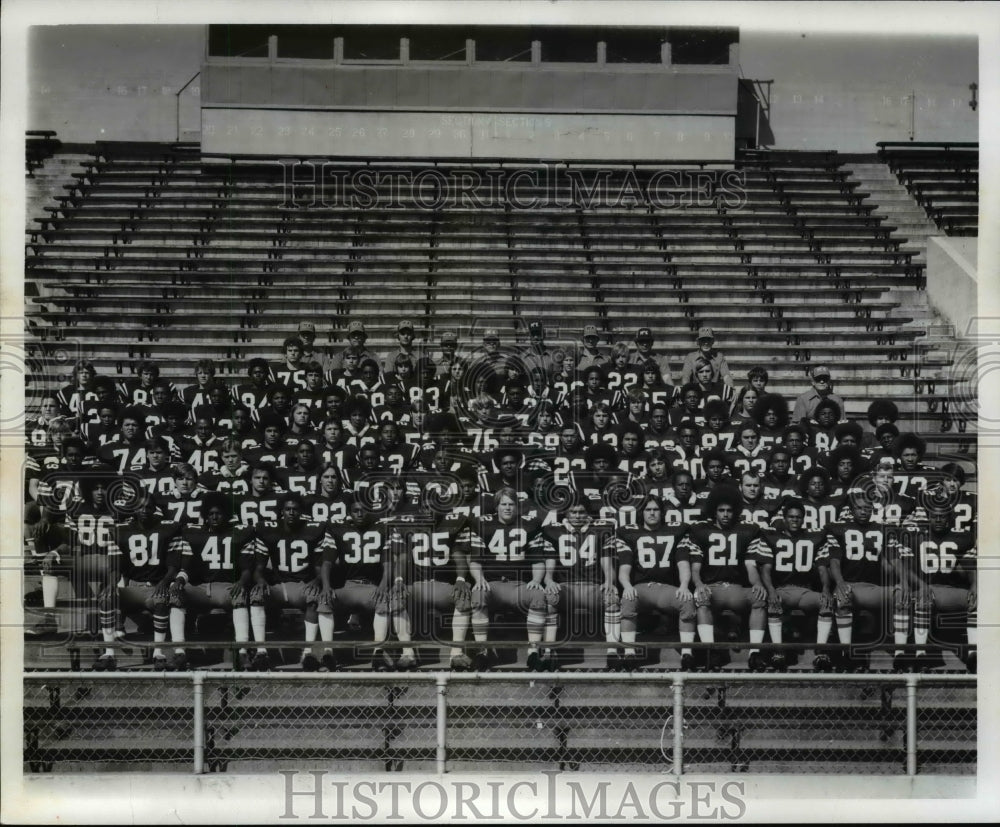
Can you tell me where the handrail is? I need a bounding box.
[175,71,202,143]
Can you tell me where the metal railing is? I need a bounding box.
[23,672,975,776]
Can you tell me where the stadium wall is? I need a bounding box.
[739,33,977,152]
[28,25,204,143]
[200,62,736,159]
[926,236,978,337]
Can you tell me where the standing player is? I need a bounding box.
[617,495,696,669]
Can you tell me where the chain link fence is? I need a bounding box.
[23,673,975,775]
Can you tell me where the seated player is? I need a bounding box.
[236,465,283,527]
[793,467,842,532]
[863,399,900,451]
[93,491,184,671]
[666,422,705,483]
[758,498,836,671]
[192,383,238,433]
[278,439,322,496]
[678,485,770,669]
[135,436,175,500]
[701,400,736,452]
[925,462,976,533]
[618,495,696,669]
[375,420,419,475]
[307,463,351,525]
[892,433,934,498]
[824,494,895,671]
[270,336,308,392]
[283,403,319,449]
[668,384,704,429]
[891,504,976,673]
[319,498,396,671]
[56,359,98,419]
[178,416,223,477]
[642,402,675,451]
[761,446,797,501]
[750,393,789,450]
[726,421,769,480]
[465,488,548,671]
[342,396,377,449]
[825,444,867,505]
[647,465,692,524]
[738,472,781,529]
[247,492,335,671]
[157,462,207,526]
[803,397,843,455]
[170,492,257,671]
[246,411,289,470]
[604,343,639,400]
[615,423,649,477]
[119,360,174,408]
[293,361,332,420]
[97,408,149,473]
[232,358,272,415]
[779,424,819,476]
[182,359,221,415]
[533,496,626,671]
[200,437,252,496]
[388,486,482,670]
[690,358,733,410]
[729,386,759,426]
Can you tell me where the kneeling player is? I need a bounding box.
[170,492,256,670]
[618,495,696,669]
[534,496,626,671]
[759,498,836,670]
[679,486,769,670]
[466,488,548,671]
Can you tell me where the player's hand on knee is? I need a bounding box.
[767,594,782,615]
[750,584,767,602]
[621,585,637,602]
[304,580,322,603]
[676,585,693,603]
[967,589,977,612]
[834,583,852,604]
[694,584,712,604]
[228,582,246,600]
[451,579,472,612]
[544,579,561,595]
[473,578,491,593]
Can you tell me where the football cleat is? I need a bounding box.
[605,653,624,672]
[152,655,168,670]
[965,651,977,674]
[450,653,473,672]
[812,653,833,672]
[251,651,270,672]
[320,652,340,672]
[235,651,252,672]
[891,653,913,673]
[92,654,117,672]
[395,654,418,671]
[747,651,769,672]
[473,648,494,672]
[680,652,699,672]
[371,649,394,672]
[301,653,320,672]
[769,652,788,672]
[168,652,188,672]
[526,651,543,672]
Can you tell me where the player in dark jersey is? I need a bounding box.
[200,437,252,496]
[56,359,98,419]
[178,416,223,477]
[750,393,789,450]
[727,422,769,480]
[156,463,207,526]
[93,493,184,670]
[823,495,896,671]
[467,488,548,670]
[232,358,272,415]
[615,423,649,477]
[891,505,976,672]
[236,465,283,527]
[389,494,481,669]
[181,359,221,416]
[825,444,868,506]
[738,472,781,529]
[758,498,835,671]
[925,463,977,533]
[761,446,797,502]
[307,464,351,526]
[678,485,769,669]
[666,422,704,482]
[170,492,257,670]
[248,492,335,670]
[618,495,695,669]
[318,499,393,672]
[794,467,842,532]
[892,433,935,499]
[134,436,175,500]
[192,383,238,433]
[661,468,702,526]
[701,400,736,453]
[32,471,120,635]
[97,408,149,473]
[533,497,627,670]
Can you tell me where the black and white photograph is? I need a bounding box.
[2,1,997,822]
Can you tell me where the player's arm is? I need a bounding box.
[824,534,851,602]
[748,535,774,604]
[451,527,473,605]
[676,540,694,602]
[618,561,636,601]
[152,535,183,599]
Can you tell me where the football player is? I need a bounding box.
[617,495,695,669]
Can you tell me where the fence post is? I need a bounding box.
[672,674,684,776]
[905,674,917,777]
[193,671,205,774]
[436,674,449,775]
